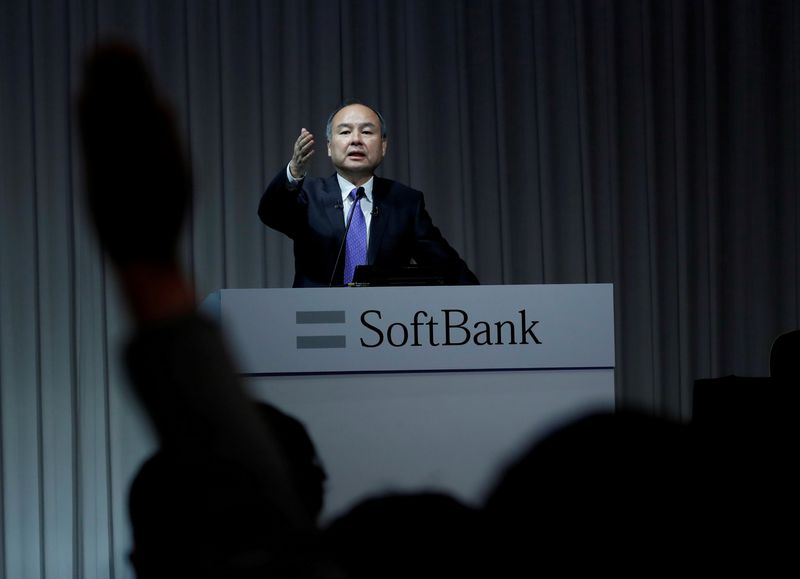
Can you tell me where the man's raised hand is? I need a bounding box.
[289,128,315,179]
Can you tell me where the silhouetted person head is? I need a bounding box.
[769,329,800,382]
[128,452,290,578]
[484,412,700,574]
[128,402,326,577]
[254,402,327,521]
[323,492,487,579]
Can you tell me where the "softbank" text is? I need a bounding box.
[359,309,542,348]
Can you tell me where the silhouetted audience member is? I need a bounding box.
[691,330,798,574]
[79,42,318,578]
[484,412,702,574]
[128,402,327,576]
[128,451,287,577]
[322,492,488,578]
[770,329,800,382]
[254,402,328,522]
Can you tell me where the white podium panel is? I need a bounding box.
[218,284,613,375]
[206,284,615,521]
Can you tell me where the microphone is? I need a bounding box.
[329,187,366,287]
[334,201,343,209]
[371,206,379,217]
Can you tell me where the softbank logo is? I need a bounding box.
[296,310,347,349]
[360,309,542,347]
[296,308,542,350]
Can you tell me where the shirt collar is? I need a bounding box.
[337,174,374,203]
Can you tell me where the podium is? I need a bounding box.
[204,284,615,521]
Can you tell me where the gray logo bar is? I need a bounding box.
[296,310,346,349]
[296,310,346,324]
[297,335,347,349]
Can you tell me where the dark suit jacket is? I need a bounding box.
[258,170,479,287]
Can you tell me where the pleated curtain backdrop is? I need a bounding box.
[1,0,798,577]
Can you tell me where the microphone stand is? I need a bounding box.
[329,187,365,287]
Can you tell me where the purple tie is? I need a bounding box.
[344,188,367,284]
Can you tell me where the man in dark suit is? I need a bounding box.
[258,101,479,287]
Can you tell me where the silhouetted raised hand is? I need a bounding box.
[79,41,191,266]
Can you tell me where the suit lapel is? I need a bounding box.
[367,178,391,264]
[321,174,345,236]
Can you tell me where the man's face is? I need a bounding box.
[327,104,387,181]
